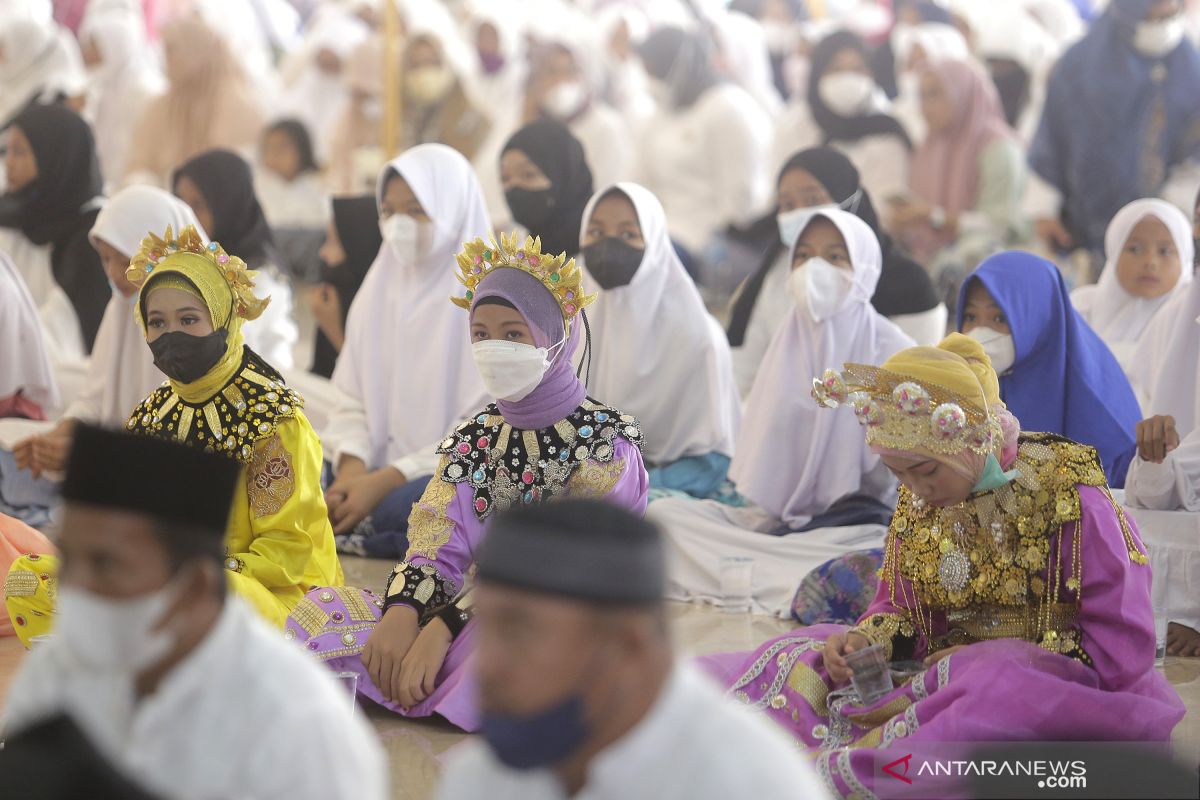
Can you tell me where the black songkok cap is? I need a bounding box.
[477,500,664,606]
[62,424,240,536]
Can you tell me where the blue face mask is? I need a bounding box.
[480,694,589,770]
[971,452,1018,494]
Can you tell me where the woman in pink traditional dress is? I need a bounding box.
[706,334,1184,798]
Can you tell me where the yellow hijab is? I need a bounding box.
[128,225,269,403]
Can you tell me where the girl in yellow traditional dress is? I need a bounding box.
[5,225,343,643]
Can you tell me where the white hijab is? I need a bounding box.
[579,183,741,465]
[0,15,85,127]
[332,144,491,469]
[729,209,914,528]
[1132,276,1200,439]
[0,249,60,414]
[78,0,162,187]
[1073,199,1194,351]
[73,186,205,425]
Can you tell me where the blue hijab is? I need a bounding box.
[957,252,1141,487]
[1028,0,1200,252]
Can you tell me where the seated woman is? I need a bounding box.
[1073,199,1193,402]
[306,195,382,379]
[398,30,491,161]
[322,145,490,560]
[958,251,1141,487]
[13,186,203,480]
[1127,421,1200,657]
[729,146,944,396]
[888,59,1026,297]
[0,252,61,528]
[173,149,298,370]
[6,225,343,644]
[0,252,60,421]
[287,233,649,730]
[649,210,914,616]
[771,31,911,203]
[707,335,1183,787]
[500,119,594,260]
[0,103,109,359]
[579,182,740,499]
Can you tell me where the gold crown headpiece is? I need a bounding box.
[812,363,1001,455]
[451,232,596,325]
[127,224,268,321]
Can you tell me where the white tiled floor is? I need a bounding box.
[2,555,1196,800]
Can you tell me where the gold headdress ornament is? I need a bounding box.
[127,224,269,322]
[451,232,596,325]
[811,363,1002,455]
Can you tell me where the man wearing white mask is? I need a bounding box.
[1,425,387,800]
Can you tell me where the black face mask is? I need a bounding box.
[582,237,645,289]
[149,329,229,384]
[505,187,556,231]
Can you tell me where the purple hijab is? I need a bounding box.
[470,267,585,430]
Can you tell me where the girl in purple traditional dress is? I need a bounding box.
[707,333,1184,798]
[286,232,648,730]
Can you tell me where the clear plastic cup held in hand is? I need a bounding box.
[718,556,754,613]
[845,643,893,704]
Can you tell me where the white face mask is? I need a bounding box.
[406,65,454,105]
[818,71,875,117]
[56,582,180,672]
[1132,17,1185,58]
[542,80,588,119]
[379,213,432,264]
[472,338,565,402]
[966,326,1017,374]
[790,258,854,322]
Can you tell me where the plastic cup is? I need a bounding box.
[1154,607,1168,666]
[846,643,893,704]
[334,671,359,711]
[718,556,754,613]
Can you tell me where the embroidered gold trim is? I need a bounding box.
[4,570,38,598]
[407,457,458,560]
[335,587,376,622]
[290,597,330,637]
[521,429,541,464]
[785,661,829,716]
[566,456,626,499]
[247,435,295,518]
[177,405,195,441]
[203,401,224,439]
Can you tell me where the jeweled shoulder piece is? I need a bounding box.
[127,224,269,321]
[812,363,1001,455]
[451,232,596,329]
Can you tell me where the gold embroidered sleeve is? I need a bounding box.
[406,457,459,560]
[246,435,295,518]
[566,456,626,499]
[850,612,917,661]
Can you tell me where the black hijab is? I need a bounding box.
[502,120,594,258]
[637,27,722,110]
[0,103,107,351]
[172,149,280,268]
[808,31,911,147]
[311,195,382,378]
[265,118,319,173]
[726,146,939,346]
